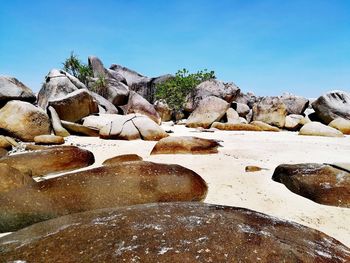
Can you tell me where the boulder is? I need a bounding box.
[0,135,13,149]
[272,163,350,207]
[0,146,94,177]
[299,122,344,137]
[37,69,81,109]
[232,102,250,117]
[245,166,265,172]
[250,121,280,132]
[61,120,99,136]
[329,117,350,135]
[90,91,119,114]
[34,135,65,145]
[186,96,230,128]
[1,202,349,262]
[151,136,221,154]
[121,91,161,124]
[47,106,70,137]
[184,79,240,112]
[226,108,240,124]
[154,100,172,122]
[48,89,99,122]
[312,90,350,124]
[211,122,262,131]
[279,94,309,115]
[102,154,143,165]
[235,91,258,108]
[252,97,287,128]
[0,76,36,104]
[0,161,207,232]
[132,116,169,141]
[239,117,248,124]
[0,148,8,158]
[0,100,51,141]
[284,114,306,131]
[0,163,35,193]
[246,109,253,123]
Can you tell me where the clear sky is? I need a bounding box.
[0,0,349,97]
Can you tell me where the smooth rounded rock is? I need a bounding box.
[102,154,143,165]
[34,135,65,145]
[0,163,35,193]
[211,122,263,131]
[250,121,280,132]
[329,117,350,135]
[299,122,344,137]
[1,202,349,262]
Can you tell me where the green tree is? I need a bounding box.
[155,68,215,111]
[62,52,92,85]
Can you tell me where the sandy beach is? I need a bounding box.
[26,124,348,247]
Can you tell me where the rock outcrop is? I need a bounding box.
[0,76,36,104]
[272,163,350,207]
[1,202,349,262]
[151,136,221,154]
[252,97,287,128]
[0,100,51,141]
[0,161,207,232]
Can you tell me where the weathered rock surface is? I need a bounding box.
[235,91,258,108]
[34,135,65,145]
[284,114,306,131]
[48,89,99,122]
[211,122,262,131]
[232,102,250,117]
[102,154,143,165]
[312,90,350,124]
[280,94,309,115]
[226,108,240,123]
[184,79,240,112]
[90,91,119,114]
[299,122,344,137]
[0,146,94,177]
[0,135,13,149]
[151,136,221,154]
[0,76,36,104]
[186,96,229,128]
[121,91,161,124]
[329,118,350,135]
[0,163,35,193]
[0,161,207,232]
[154,100,172,122]
[252,97,287,128]
[132,115,169,141]
[37,69,81,109]
[1,202,349,262]
[47,106,70,137]
[272,163,350,207]
[250,121,280,132]
[61,120,99,136]
[0,100,51,141]
[0,148,7,158]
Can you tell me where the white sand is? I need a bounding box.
[2,124,350,247]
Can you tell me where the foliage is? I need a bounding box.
[155,68,215,111]
[91,74,108,97]
[62,52,92,85]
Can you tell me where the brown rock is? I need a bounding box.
[211,122,262,131]
[250,121,280,132]
[34,135,65,145]
[48,89,99,122]
[61,120,99,136]
[0,161,207,232]
[1,202,349,262]
[151,136,221,154]
[0,148,8,158]
[226,108,240,123]
[272,163,350,207]
[0,146,95,177]
[252,97,287,128]
[186,96,230,128]
[0,135,13,149]
[0,163,35,193]
[102,154,143,165]
[154,100,172,122]
[48,106,70,137]
[0,100,51,141]
[299,122,344,137]
[245,166,266,172]
[131,116,169,141]
[329,117,350,135]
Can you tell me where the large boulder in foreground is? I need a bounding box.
[299,122,344,137]
[0,146,95,177]
[0,100,51,141]
[272,163,350,207]
[252,97,287,128]
[0,163,35,193]
[48,89,99,122]
[1,202,349,262]
[186,96,229,128]
[151,136,221,154]
[312,90,350,124]
[329,117,350,135]
[0,76,36,104]
[0,161,207,232]
[184,79,240,112]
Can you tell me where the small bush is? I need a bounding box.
[62,52,92,85]
[91,74,108,97]
[155,68,215,111]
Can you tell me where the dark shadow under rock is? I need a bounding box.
[1,202,349,262]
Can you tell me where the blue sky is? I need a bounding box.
[0,0,349,97]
